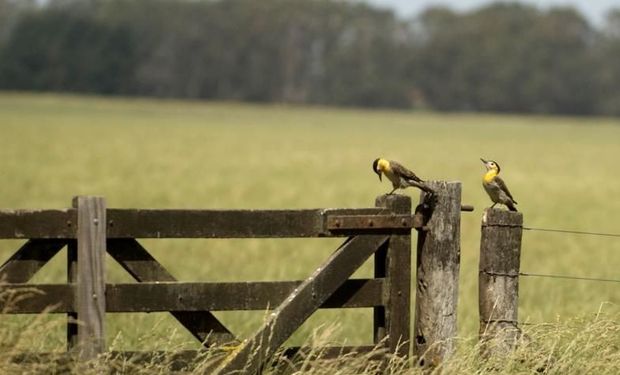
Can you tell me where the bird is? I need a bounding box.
[372,158,434,195]
[480,158,517,211]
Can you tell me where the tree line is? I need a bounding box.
[1,0,619,116]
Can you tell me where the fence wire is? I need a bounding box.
[523,226,620,238]
[519,225,620,284]
[519,272,620,284]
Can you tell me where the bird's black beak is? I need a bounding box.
[375,171,382,181]
[480,157,487,164]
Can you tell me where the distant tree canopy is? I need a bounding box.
[0,0,619,116]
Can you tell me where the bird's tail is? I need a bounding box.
[410,180,435,194]
[507,201,518,212]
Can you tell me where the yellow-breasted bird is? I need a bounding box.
[481,158,517,211]
[372,158,434,195]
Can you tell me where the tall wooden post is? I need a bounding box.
[479,208,523,356]
[72,196,107,360]
[374,194,411,357]
[413,181,461,367]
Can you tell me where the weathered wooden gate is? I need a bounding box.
[0,194,414,372]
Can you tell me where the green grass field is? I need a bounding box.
[1,93,620,373]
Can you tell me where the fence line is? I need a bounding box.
[520,225,620,284]
[0,189,467,372]
[519,272,620,284]
[523,226,620,238]
[0,195,416,372]
[481,270,620,284]
[479,208,620,359]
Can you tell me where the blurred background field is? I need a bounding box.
[1,92,619,353]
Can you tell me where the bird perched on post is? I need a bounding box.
[480,158,517,211]
[372,158,434,195]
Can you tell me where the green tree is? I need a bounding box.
[0,7,137,93]
[595,9,620,116]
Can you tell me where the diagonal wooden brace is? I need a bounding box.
[106,238,236,346]
[0,239,66,283]
[214,234,389,375]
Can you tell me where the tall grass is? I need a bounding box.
[1,93,620,372]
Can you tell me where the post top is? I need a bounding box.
[482,208,523,227]
[72,196,107,208]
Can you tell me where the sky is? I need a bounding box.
[364,0,617,25]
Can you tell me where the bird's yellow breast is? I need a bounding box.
[483,170,498,184]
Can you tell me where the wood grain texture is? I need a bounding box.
[74,196,106,360]
[106,208,387,238]
[0,207,402,239]
[374,194,411,358]
[11,346,380,372]
[66,240,78,350]
[0,279,382,313]
[0,209,75,239]
[414,181,461,368]
[479,208,523,357]
[0,239,66,282]
[107,209,325,238]
[214,235,389,375]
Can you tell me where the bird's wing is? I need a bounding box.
[389,160,424,182]
[495,176,517,203]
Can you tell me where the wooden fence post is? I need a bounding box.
[479,208,523,356]
[374,194,411,357]
[413,181,461,367]
[72,196,107,360]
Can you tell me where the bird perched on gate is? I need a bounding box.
[480,158,518,211]
[372,158,434,195]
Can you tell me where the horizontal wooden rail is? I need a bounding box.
[12,346,380,370]
[0,279,383,313]
[0,208,415,239]
[0,210,75,239]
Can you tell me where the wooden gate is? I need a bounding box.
[0,194,413,372]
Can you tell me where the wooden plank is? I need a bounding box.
[107,279,382,312]
[373,240,388,344]
[106,209,325,238]
[375,194,411,358]
[0,209,75,239]
[414,181,461,368]
[0,279,382,313]
[106,238,236,346]
[67,240,78,350]
[479,208,523,357]
[0,239,66,282]
[0,208,392,239]
[326,214,412,230]
[11,350,201,372]
[11,346,379,371]
[106,208,384,238]
[214,234,389,375]
[0,283,72,313]
[74,196,106,360]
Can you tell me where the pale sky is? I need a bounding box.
[364,0,617,25]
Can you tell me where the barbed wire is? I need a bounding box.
[519,272,620,284]
[523,226,620,238]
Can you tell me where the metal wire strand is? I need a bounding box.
[520,272,620,284]
[523,226,620,238]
